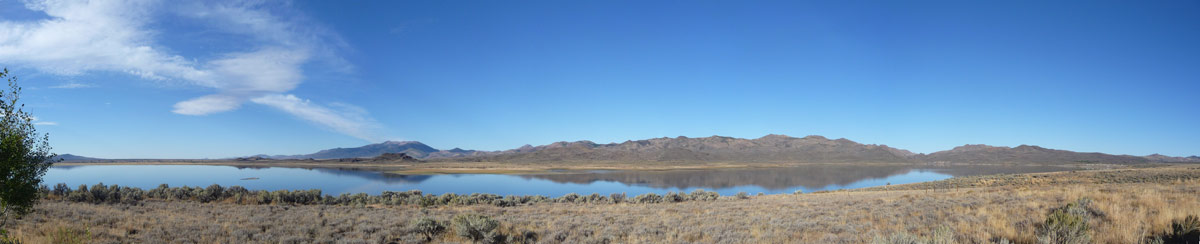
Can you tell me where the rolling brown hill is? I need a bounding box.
[437,134,918,164]
[208,134,1187,165]
[917,144,1149,164]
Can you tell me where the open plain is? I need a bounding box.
[9,165,1200,243]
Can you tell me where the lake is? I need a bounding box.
[43,164,1067,196]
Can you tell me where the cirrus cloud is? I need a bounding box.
[0,0,380,141]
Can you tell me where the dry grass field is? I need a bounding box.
[7,165,1200,244]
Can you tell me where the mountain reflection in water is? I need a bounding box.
[44,164,1068,196]
[516,165,1068,190]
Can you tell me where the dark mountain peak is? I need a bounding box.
[540,140,597,149]
[372,153,417,161]
[801,135,828,140]
[756,134,792,141]
[262,134,1162,165]
[381,140,422,146]
[277,140,440,159]
[56,154,103,162]
[453,134,919,164]
[1014,144,1047,150]
[949,144,1003,151]
[703,135,735,140]
[1143,153,1200,163]
[926,143,1147,164]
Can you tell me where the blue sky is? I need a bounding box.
[2,0,1197,158]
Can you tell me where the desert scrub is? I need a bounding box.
[735,191,749,199]
[632,193,662,203]
[1148,215,1200,244]
[871,226,955,244]
[12,166,1200,243]
[49,226,90,244]
[689,189,719,201]
[40,183,727,207]
[1037,198,1095,244]
[413,217,446,241]
[452,214,500,243]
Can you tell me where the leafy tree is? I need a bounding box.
[0,68,56,228]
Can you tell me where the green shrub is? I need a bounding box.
[0,229,22,244]
[663,191,684,203]
[736,192,750,199]
[1037,199,1092,244]
[508,230,538,244]
[1150,215,1200,244]
[930,226,954,244]
[452,214,499,243]
[870,226,955,244]
[412,217,445,241]
[609,193,625,203]
[199,184,224,203]
[558,193,580,203]
[48,226,89,244]
[42,183,738,207]
[689,189,719,201]
[632,193,661,204]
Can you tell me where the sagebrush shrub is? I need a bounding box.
[452,214,499,243]
[412,217,445,241]
[1037,199,1092,244]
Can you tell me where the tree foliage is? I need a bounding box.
[0,68,56,228]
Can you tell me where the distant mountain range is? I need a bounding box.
[56,154,103,162]
[448,135,917,163]
[255,140,498,160]
[919,144,1152,164]
[62,134,1200,164]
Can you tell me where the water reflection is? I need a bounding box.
[519,165,1068,190]
[309,168,433,184]
[521,165,913,190]
[43,164,1067,196]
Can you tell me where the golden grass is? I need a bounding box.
[9,165,1200,243]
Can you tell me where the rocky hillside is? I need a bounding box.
[1144,154,1200,163]
[440,134,918,163]
[242,134,1189,165]
[918,144,1149,164]
[55,154,104,162]
[271,141,441,159]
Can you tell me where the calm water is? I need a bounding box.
[43,165,1066,196]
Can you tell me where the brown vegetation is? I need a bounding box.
[6,165,1200,243]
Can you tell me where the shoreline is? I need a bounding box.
[14,164,1199,243]
[52,160,1110,175]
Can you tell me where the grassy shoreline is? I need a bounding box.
[11,164,1199,243]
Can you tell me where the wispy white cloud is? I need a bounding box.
[251,94,379,142]
[29,116,57,126]
[171,94,243,116]
[49,82,94,89]
[0,0,380,141]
